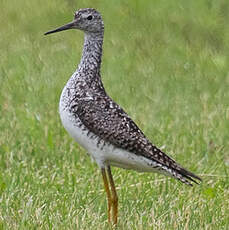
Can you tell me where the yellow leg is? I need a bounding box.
[107,166,118,225]
[101,168,112,223]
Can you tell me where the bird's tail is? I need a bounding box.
[170,166,202,186]
[147,145,202,186]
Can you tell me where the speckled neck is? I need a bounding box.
[78,32,104,74]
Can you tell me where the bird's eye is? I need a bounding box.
[87,15,93,20]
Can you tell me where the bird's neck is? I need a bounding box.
[78,32,104,74]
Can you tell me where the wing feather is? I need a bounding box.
[76,96,201,185]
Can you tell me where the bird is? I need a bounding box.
[44,8,201,225]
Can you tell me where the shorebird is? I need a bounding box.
[44,8,201,225]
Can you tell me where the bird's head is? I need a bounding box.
[44,8,104,36]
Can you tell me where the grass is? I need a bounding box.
[0,0,229,229]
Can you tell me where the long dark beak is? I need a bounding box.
[44,21,75,35]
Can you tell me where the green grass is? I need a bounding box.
[0,0,229,229]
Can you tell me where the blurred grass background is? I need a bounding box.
[0,0,229,229]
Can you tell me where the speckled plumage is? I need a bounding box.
[46,8,201,186]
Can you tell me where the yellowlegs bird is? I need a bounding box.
[44,8,201,225]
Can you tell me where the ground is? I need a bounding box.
[0,0,228,229]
